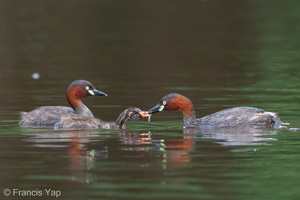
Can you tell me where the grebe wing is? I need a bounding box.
[19,106,74,127]
[198,107,281,128]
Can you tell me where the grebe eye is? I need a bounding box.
[158,101,166,112]
[86,86,95,95]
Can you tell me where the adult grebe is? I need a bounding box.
[147,93,283,129]
[19,80,107,127]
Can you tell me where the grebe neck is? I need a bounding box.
[183,109,197,127]
[174,97,197,127]
[66,91,94,118]
[74,101,94,118]
[115,113,129,129]
[172,96,197,127]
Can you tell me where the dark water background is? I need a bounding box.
[1,1,300,199]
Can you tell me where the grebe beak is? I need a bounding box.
[89,89,107,96]
[148,103,164,114]
[138,111,150,118]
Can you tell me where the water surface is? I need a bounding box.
[1,1,300,200]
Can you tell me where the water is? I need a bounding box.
[1,0,300,199]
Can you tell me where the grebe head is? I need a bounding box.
[148,93,194,116]
[67,80,107,98]
[116,107,150,124]
[66,80,107,112]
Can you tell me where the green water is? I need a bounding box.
[1,0,300,199]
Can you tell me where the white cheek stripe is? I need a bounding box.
[88,90,95,95]
[159,105,165,111]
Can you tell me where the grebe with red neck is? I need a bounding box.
[19,80,107,127]
[148,93,283,129]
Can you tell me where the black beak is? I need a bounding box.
[92,89,107,96]
[148,104,163,114]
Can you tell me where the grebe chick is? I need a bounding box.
[148,93,283,129]
[19,80,107,127]
[55,107,150,130]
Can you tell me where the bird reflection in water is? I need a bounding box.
[23,130,105,183]
[163,132,195,164]
[22,125,278,184]
[191,126,279,146]
[119,131,152,151]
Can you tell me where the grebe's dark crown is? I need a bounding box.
[67,80,107,96]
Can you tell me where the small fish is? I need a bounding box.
[148,114,152,122]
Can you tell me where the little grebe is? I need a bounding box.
[54,107,149,130]
[148,93,283,129]
[19,80,107,127]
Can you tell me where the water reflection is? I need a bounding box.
[22,129,195,183]
[21,125,278,185]
[163,132,196,165]
[184,127,278,146]
[119,131,152,148]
